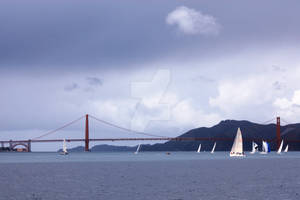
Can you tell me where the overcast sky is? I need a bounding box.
[1,0,300,151]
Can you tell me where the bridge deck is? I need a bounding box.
[1,137,300,144]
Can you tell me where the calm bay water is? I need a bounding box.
[0,152,300,200]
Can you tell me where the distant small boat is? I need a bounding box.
[197,144,201,153]
[284,144,289,153]
[60,139,68,155]
[277,140,283,154]
[260,140,270,154]
[250,141,258,154]
[166,152,171,155]
[211,142,216,154]
[230,128,245,157]
[134,144,141,154]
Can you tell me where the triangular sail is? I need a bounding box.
[262,141,266,152]
[134,144,141,154]
[277,140,283,154]
[62,139,68,154]
[261,141,270,154]
[250,141,258,154]
[197,144,201,153]
[211,142,216,154]
[284,145,289,153]
[230,128,244,157]
[254,142,258,149]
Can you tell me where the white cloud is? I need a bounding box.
[166,6,220,35]
[208,59,300,122]
[292,90,300,105]
[273,90,300,122]
[209,76,274,113]
[273,98,292,110]
[172,99,221,128]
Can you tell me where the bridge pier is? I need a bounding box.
[27,140,31,152]
[9,140,13,151]
[276,117,281,150]
[85,114,89,151]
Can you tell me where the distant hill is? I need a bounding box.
[65,120,300,152]
[59,144,136,152]
[142,120,300,151]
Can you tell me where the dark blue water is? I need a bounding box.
[0,152,299,200]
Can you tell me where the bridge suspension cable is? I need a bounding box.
[279,118,298,136]
[32,115,85,140]
[280,118,291,125]
[88,114,168,138]
[260,118,276,125]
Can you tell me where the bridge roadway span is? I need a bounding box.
[1,137,300,144]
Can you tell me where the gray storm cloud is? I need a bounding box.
[64,83,79,91]
[86,77,103,86]
[1,0,299,70]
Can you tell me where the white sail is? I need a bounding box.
[262,141,267,153]
[197,144,201,153]
[284,144,289,153]
[62,139,68,155]
[254,142,258,149]
[134,144,141,154]
[230,128,245,157]
[211,142,216,154]
[260,140,269,154]
[277,140,283,154]
[250,141,258,154]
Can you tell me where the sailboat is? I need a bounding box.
[60,139,68,155]
[230,128,245,157]
[284,144,289,153]
[260,140,270,154]
[277,140,283,154]
[250,141,258,154]
[211,142,216,154]
[197,144,201,153]
[134,144,141,154]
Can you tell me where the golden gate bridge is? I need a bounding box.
[0,114,298,152]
